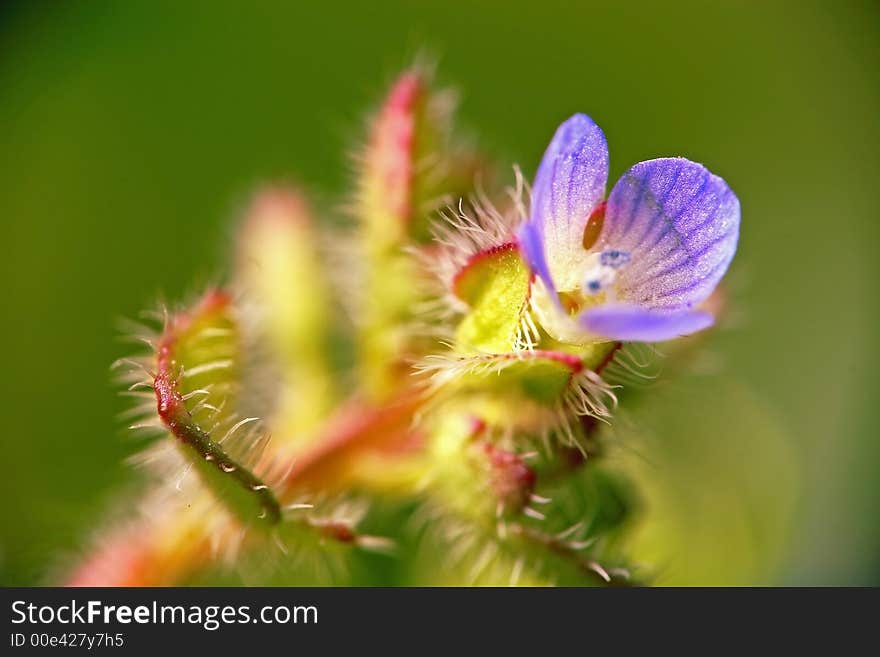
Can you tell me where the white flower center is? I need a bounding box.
[580,249,631,299]
[530,248,633,347]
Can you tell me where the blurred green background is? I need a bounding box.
[1,0,878,585]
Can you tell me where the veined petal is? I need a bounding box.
[517,220,555,297]
[580,304,714,342]
[520,113,609,293]
[602,158,739,311]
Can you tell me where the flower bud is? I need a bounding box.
[236,186,335,440]
[355,67,486,397]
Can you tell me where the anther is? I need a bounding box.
[600,249,631,268]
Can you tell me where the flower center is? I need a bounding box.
[531,248,632,346]
[580,248,631,300]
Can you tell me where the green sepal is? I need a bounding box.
[454,243,531,353]
[449,343,617,405]
[154,291,281,528]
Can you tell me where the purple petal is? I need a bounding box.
[601,158,739,311]
[517,220,556,297]
[520,113,608,292]
[580,304,714,342]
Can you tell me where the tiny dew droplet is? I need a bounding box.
[582,201,606,250]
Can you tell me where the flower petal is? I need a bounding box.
[519,114,609,293]
[601,158,739,311]
[580,304,714,342]
[517,220,554,296]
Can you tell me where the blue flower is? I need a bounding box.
[517,114,740,343]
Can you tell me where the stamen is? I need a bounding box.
[599,249,631,268]
[582,264,616,296]
[582,249,631,296]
